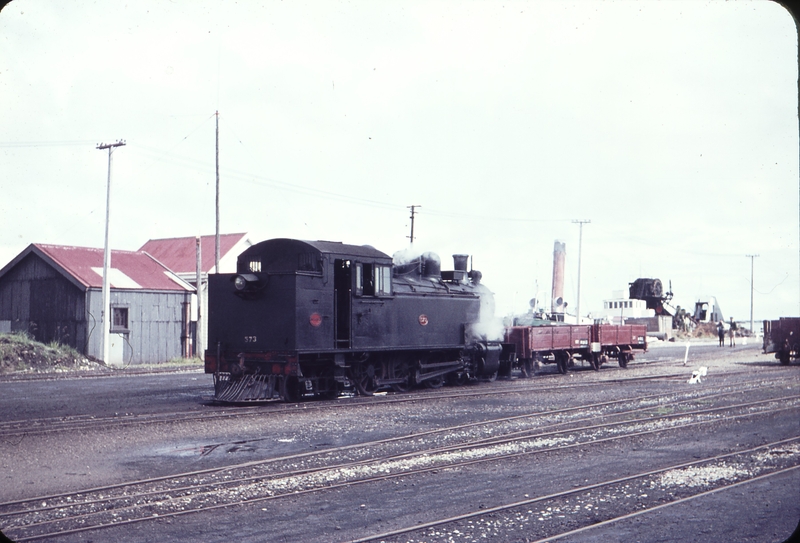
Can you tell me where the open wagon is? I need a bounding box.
[505,323,647,375]
[763,317,800,365]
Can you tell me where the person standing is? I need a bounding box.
[717,321,725,347]
[729,317,737,347]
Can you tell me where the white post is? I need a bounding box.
[572,219,590,324]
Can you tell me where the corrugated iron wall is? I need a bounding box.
[0,253,87,353]
[86,289,192,364]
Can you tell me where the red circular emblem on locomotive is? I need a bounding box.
[418,314,429,326]
[309,312,322,327]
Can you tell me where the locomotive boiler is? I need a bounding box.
[204,238,506,402]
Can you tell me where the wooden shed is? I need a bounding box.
[139,233,251,356]
[0,244,194,365]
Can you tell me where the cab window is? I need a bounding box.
[354,263,364,296]
[375,265,391,295]
[354,263,391,296]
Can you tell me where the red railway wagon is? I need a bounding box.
[505,323,647,374]
[595,324,647,368]
[763,317,800,365]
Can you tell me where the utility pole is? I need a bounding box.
[196,236,203,358]
[407,205,421,244]
[215,111,220,274]
[96,140,126,365]
[746,254,759,335]
[572,219,590,324]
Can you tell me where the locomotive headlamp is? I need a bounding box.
[234,274,259,291]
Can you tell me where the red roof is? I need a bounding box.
[139,233,248,274]
[28,244,194,291]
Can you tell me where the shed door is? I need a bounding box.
[108,333,125,365]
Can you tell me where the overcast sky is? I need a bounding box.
[1,0,797,325]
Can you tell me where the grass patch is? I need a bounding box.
[0,332,104,374]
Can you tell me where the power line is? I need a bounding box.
[0,140,99,147]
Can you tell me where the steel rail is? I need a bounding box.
[2,386,772,523]
[0,368,791,439]
[3,402,797,541]
[0,383,791,513]
[377,394,800,463]
[343,437,800,543]
[0,388,697,511]
[528,464,800,543]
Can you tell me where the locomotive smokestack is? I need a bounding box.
[422,252,441,278]
[453,254,469,272]
[451,254,470,283]
[551,240,566,315]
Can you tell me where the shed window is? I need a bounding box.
[112,307,129,331]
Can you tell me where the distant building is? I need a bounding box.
[590,289,673,340]
[0,244,194,364]
[139,233,251,356]
[590,290,654,324]
[693,296,724,323]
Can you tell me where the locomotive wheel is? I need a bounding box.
[618,352,629,368]
[350,362,378,396]
[390,358,412,393]
[447,371,469,386]
[778,350,791,365]
[424,375,445,389]
[280,376,302,403]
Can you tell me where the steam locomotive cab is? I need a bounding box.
[205,238,503,402]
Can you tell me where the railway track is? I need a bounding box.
[2,386,797,541]
[345,439,800,543]
[1,367,792,439]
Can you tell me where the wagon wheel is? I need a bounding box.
[556,353,569,374]
[618,352,629,369]
[350,361,378,396]
[280,376,302,403]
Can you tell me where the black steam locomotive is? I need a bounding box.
[204,238,508,402]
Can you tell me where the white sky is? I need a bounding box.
[1,0,798,324]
